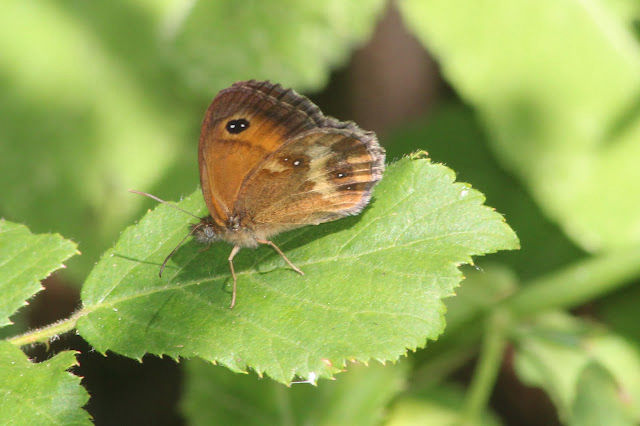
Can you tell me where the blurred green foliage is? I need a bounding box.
[0,0,385,279]
[182,360,406,426]
[401,0,640,251]
[2,0,640,424]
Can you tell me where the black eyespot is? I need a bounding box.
[226,119,250,134]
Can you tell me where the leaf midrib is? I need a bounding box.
[81,227,501,316]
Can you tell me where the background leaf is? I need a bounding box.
[405,265,520,393]
[0,0,193,278]
[0,0,386,279]
[0,342,90,425]
[399,0,640,251]
[386,104,585,280]
[599,285,640,345]
[0,220,78,327]
[444,264,517,332]
[569,362,636,426]
[385,383,501,426]
[166,0,387,93]
[181,360,407,426]
[76,157,518,384]
[513,312,640,422]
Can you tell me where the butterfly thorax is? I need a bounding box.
[191,215,261,248]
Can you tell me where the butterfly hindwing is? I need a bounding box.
[234,127,385,237]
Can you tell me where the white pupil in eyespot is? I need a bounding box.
[293,160,301,166]
[226,119,249,134]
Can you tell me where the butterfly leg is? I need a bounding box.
[228,245,241,309]
[256,239,304,276]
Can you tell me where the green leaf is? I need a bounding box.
[386,383,501,426]
[386,104,585,280]
[513,312,640,422]
[165,0,387,93]
[599,285,640,344]
[181,359,407,426]
[445,264,517,332]
[408,264,517,389]
[0,342,90,425]
[77,157,518,384]
[600,0,640,26]
[0,220,78,327]
[570,362,636,426]
[0,1,386,280]
[399,0,640,251]
[0,1,194,279]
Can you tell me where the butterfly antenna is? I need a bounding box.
[159,224,200,278]
[128,189,201,220]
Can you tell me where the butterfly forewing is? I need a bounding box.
[198,81,326,225]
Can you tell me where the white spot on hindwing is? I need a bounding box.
[263,159,289,173]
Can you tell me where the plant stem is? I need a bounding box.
[505,246,640,317]
[7,309,86,347]
[460,309,509,425]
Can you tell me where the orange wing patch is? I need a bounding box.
[198,81,326,225]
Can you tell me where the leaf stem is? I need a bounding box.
[504,246,640,316]
[6,309,86,347]
[460,309,509,425]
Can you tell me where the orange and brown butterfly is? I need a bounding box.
[134,80,385,308]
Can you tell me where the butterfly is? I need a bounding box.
[135,80,385,308]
